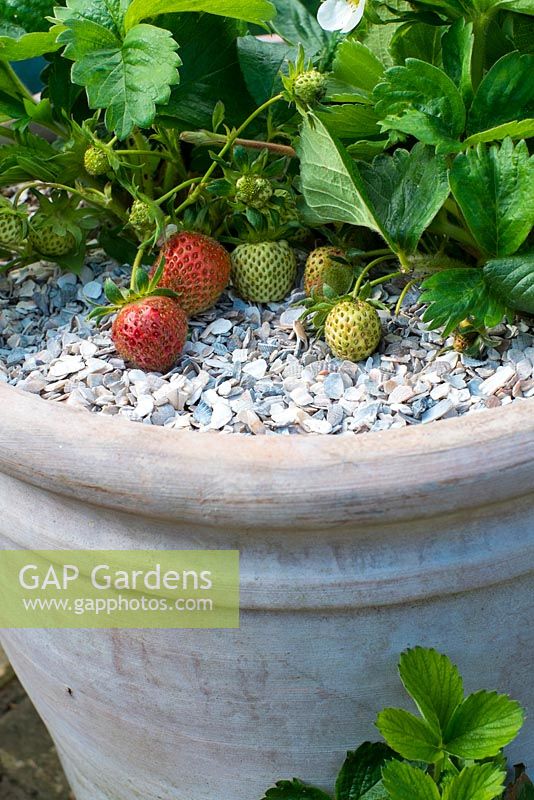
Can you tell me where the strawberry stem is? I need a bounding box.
[353,254,397,298]
[394,278,418,316]
[159,93,285,218]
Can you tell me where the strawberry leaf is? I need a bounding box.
[441,18,474,105]
[375,708,442,763]
[449,139,534,258]
[381,761,440,800]
[484,251,534,315]
[421,268,506,336]
[0,28,61,61]
[335,742,398,800]
[261,779,332,799]
[441,763,506,800]
[66,23,181,139]
[398,647,464,735]
[444,691,525,760]
[467,52,534,137]
[373,59,466,153]
[358,143,450,254]
[125,0,276,31]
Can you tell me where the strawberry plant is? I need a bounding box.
[0,0,532,360]
[260,647,527,800]
[297,0,534,346]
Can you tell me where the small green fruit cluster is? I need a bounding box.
[293,70,328,105]
[84,146,110,177]
[129,199,153,235]
[235,176,274,209]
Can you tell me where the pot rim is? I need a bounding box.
[0,383,533,529]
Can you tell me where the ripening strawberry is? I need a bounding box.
[153,232,231,317]
[304,246,346,296]
[231,240,297,303]
[325,299,382,361]
[29,215,76,256]
[112,296,188,373]
[0,207,27,248]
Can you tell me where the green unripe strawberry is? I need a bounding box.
[304,246,346,296]
[325,299,382,362]
[235,176,273,209]
[0,208,26,248]
[231,240,297,303]
[29,215,76,257]
[84,146,109,177]
[129,199,152,233]
[293,70,328,105]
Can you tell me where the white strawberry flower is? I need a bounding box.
[317,0,366,33]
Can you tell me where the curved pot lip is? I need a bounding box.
[0,382,533,529]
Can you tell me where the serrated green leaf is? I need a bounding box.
[0,0,57,33]
[335,742,397,800]
[381,761,440,800]
[358,143,450,253]
[0,132,61,185]
[464,118,534,146]
[317,104,381,141]
[70,23,181,139]
[444,691,524,759]
[297,113,380,232]
[498,0,534,12]
[237,35,293,106]
[468,52,534,135]
[376,708,442,763]
[449,139,534,257]
[261,778,332,799]
[374,59,466,151]
[441,18,473,105]
[390,22,444,66]
[0,88,25,121]
[125,0,275,31]
[0,29,61,60]
[57,17,120,61]
[441,763,506,800]
[421,268,506,335]
[398,647,464,734]
[298,118,449,253]
[328,40,384,103]
[54,0,130,36]
[484,251,534,315]
[162,15,254,130]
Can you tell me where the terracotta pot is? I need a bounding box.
[0,383,533,799]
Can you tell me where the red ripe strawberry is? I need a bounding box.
[154,232,231,316]
[112,296,188,373]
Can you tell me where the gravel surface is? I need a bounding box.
[1,254,533,435]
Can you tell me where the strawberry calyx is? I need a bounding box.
[282,46,329,109]
[87,257,179,322]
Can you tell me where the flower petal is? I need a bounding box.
[317,0,360,32]
[341,0,365,32]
